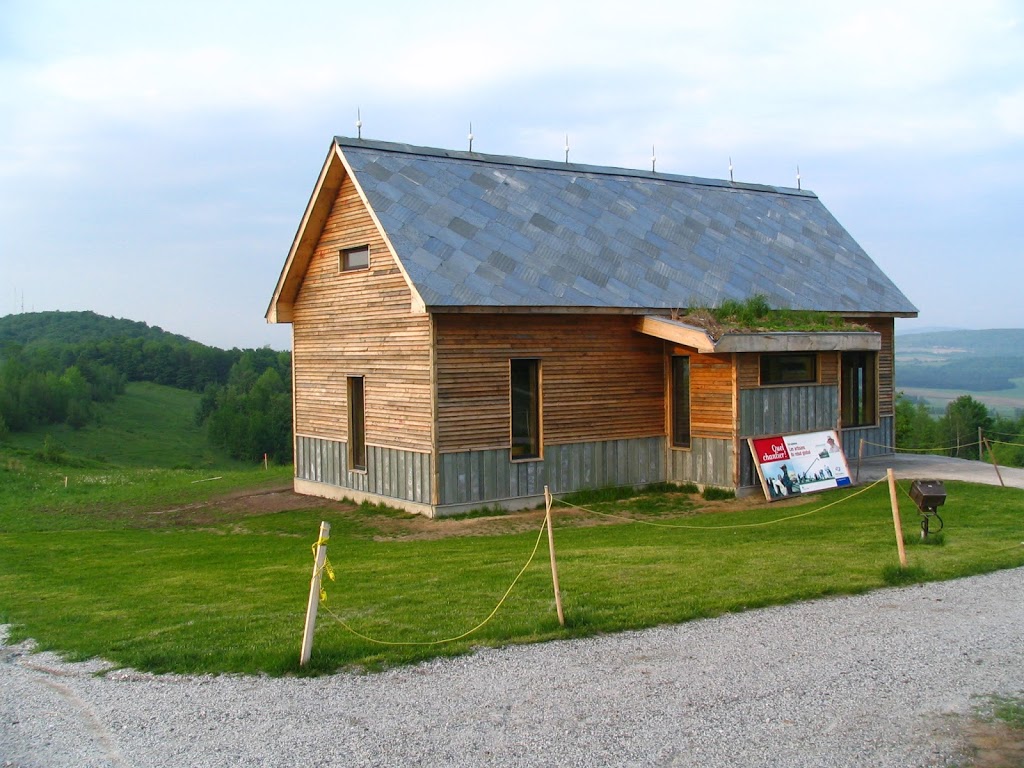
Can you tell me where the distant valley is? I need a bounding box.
[896,328,1024,415]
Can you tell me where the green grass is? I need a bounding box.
[3,381,250,469]
[1,462,1022,676]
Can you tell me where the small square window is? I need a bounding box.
[340,246,369,272]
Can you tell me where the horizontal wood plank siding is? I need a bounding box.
[671,347,735,440]
[437,437,665,507]
[435,314,665,453]
[668,437,734,487]
[291,175,432,452]
[296,435,432,504]
[848,317,895,417]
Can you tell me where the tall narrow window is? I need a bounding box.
[510,359,541,460]
[348,376,366,471]
[671,356,691,448]
[841,352,877,427]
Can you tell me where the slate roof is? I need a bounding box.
[335,137,917,315]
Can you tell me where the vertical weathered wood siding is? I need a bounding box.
[667,436,734,487]
[291,174,432,453]
[434,313,665,451]
[296,435,432,505]
[738,385,840,437]
[436,437,664,509]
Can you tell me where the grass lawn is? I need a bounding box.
[1,454,1022,676]
[3,381,252,469]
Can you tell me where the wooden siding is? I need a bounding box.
[841,417,895,460]
[668,437,734,487]
[296,435,432,504]
[434,314,665,453]
[437,437,664,507]
[671,347,734,439]
[848,317,895,416]
[291,174,432,452]
[739,385,840,437]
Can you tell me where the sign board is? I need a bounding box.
[748,430,852,501]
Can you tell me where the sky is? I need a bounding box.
[1,0,1022,350]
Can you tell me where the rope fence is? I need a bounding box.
[299,460,1024,664]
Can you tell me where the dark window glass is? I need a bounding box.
[510,359,540,460]
[760,353,818,385]
[841,352,877,427]
[348,376,366,471]
[671,356,691,448]
[340,246,369,272]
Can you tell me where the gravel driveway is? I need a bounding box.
[3,566,1022,768]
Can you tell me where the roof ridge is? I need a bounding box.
[333,136,817,198]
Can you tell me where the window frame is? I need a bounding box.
[759,352,818,386]
[347,375,367,472]
[339,245,370,273]
[671,355,691,449]
[841,351,878,428]
[509,358,542,462]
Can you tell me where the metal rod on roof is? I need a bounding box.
[729,157,734,183]
[356,108,362,139]
[565,134,570,164]
[796,165,802,190]
[651,144,657,173]
[468,122,474,152]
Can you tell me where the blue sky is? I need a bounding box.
[1,0,1022,349]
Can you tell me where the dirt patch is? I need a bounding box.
[147,484,780,540]
[148,484,357,527]
[963,720,1024,768]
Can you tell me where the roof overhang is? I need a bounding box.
[636,316,882,353]
[266,144,347,323]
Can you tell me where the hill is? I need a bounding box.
[897,328,1024,359]
[2,381,248,468]
[896,328,1024,415]
[0,310,193,348]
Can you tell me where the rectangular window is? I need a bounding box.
[510,359,541,460]
[340,245,369,272]
[841,352,877,427]
[760,353,818,386]
[347,376,366,471]
[671,356,691,448]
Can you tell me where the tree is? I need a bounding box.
[940,395,992,459]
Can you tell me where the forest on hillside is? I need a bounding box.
[0,311,291,463]
[896,328,1024,392]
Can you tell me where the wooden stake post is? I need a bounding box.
[983,438,1006,488]
[300,521,331,667]
[887,469,908,569]
[543,486,565,627]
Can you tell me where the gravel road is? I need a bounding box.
[3,566,1023,768]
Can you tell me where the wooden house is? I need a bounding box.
[267,137,917,516]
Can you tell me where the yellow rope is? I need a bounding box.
[860,438,983,454]
[554,477,887,530]
[319,516,550,646]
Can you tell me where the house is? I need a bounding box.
[266,137,917,516]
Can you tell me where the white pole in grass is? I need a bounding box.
[300,521,331,667]
[543,486,565,627]
[887,469,908,569]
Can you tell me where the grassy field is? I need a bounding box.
[1,452,1022,676]
[3,381,252,469]
[899,380,1024,417]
